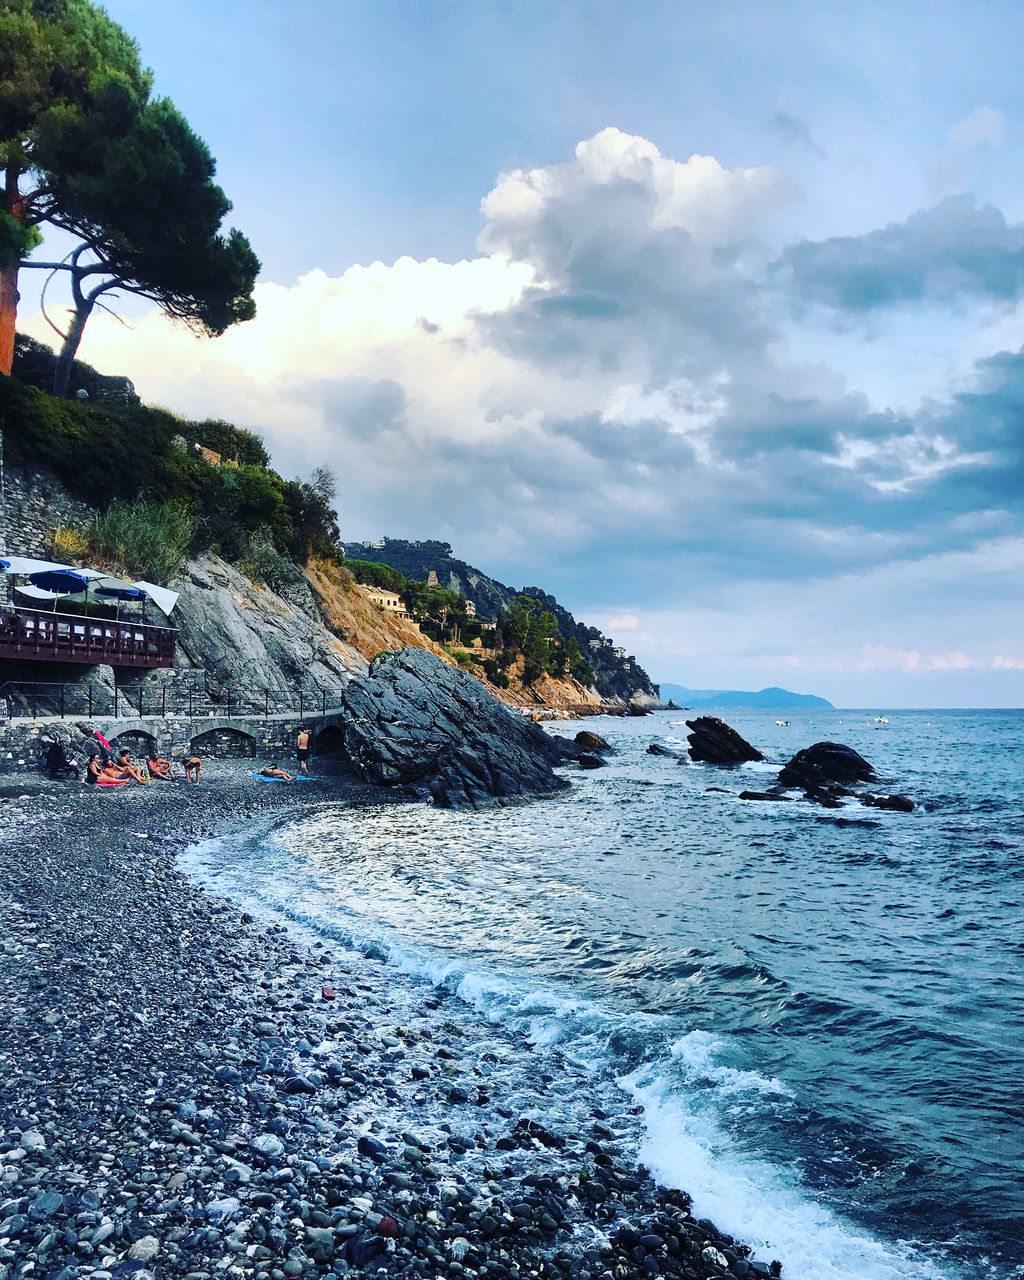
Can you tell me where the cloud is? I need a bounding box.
[775,195,1024,311]
[18,126,1024,702]
[608,615,639,630]
[770,110,827,158]
[929,107,1006,194]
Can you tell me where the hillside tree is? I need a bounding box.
[0,0,258,391]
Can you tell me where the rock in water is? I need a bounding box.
[577,753,606,769]
[863,792,915,812]
[778,742,875,789]
[575,730,611,753]
[339,649,579,807]
[685,716,763,764]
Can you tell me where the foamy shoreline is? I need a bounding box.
[0,765,776,1280]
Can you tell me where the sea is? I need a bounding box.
[180,709,1024,1280]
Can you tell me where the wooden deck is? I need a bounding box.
[0,606,175,668]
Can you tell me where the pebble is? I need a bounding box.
[0,768,778,1280]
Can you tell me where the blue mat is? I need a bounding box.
[249,773,313,783]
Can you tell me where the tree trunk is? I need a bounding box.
[0,261,17,376]
[0,168,23,376]
[52,297,94,397]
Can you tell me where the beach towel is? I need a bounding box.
[249,773,312,783]
[94,730,113,751]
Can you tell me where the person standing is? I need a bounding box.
[296,726,310,774]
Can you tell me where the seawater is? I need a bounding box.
[180,709,1024,1280]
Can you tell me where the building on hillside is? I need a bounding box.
[426,570,439,586]
[365,587,410,620]
[464,600,476,617]
[612,646,628,659]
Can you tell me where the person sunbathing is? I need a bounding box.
[147,754,173,780]
[113,750,149,785]
[86,753,126,787]
[257,763,294,781]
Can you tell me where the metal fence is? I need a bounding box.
[0,680,347,721]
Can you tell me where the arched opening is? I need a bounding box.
[112,730,157,758]
[314,724,346,756]
[190,727,257,759]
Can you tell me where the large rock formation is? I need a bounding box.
[337,649,582,808]
[685,716,763,764]
[153,556,367,705]
[777,741,875,790]
[770,742,914,811]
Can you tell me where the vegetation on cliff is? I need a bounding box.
[1,350,338,579]
[341,537,658,703]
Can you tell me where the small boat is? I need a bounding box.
[875,716,889,724]
[775,720,789,726]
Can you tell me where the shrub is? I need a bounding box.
[80,500,196,582]
[448,648,479,670]
[483,658,511,688]
[51,526,90,561]
[346,559,407,592]
[237,531,294,591]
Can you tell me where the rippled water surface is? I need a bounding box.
[182,709,1024,1280]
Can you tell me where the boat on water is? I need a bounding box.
[776,720,790,726]
[875,716,889,724]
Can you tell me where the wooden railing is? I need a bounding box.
[0,606,175,669]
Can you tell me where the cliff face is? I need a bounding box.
[160,555,368,703]
[339,538,663,707]
[1,467,616,715]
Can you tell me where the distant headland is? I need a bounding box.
[659,684,834,710]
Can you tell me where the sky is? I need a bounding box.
[19,0,1024,706]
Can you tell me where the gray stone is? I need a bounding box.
[337,649,581,807]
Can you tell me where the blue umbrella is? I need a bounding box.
[29,569,90,594]
[0,559,9,572]
[92,577,148,600]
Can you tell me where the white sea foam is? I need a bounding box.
[624,1067,950,1280]
[179,826,957,1280]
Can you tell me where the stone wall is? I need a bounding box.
[0,712,339,775]
[1,466,96,558]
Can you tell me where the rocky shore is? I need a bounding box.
[0,769,779,1280]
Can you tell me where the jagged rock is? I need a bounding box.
[577,753,606,770]
[337,649,580,808]
[574,730,611,753]
[863,792,915,812]
[778,742,875,790]
[685,717,763,764]
[627,704,652,717]
[647,742,681,757]
[739,790,794,802]
[158,554,366,706]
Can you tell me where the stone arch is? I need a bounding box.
[314,724,345,756]
[190,727,257,759]
[112,729,157,758]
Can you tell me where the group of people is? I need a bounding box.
[85,748,202,787]
[82,728,312,789]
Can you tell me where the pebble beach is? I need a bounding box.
[0,767,776,1280]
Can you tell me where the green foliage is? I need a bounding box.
[81,498,194,582]
[280,466,340,558]
[346,559,407,592]
[447,647,480,670]
[1,368,341,578]
[236,530,293,591]
[482,658,510,688]
[179,417,268,467]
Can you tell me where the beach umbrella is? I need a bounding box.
[0,559,9,572]
[92,576,148,600]
[28,568,91,593]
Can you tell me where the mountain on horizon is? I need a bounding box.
[659,684,834,710]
